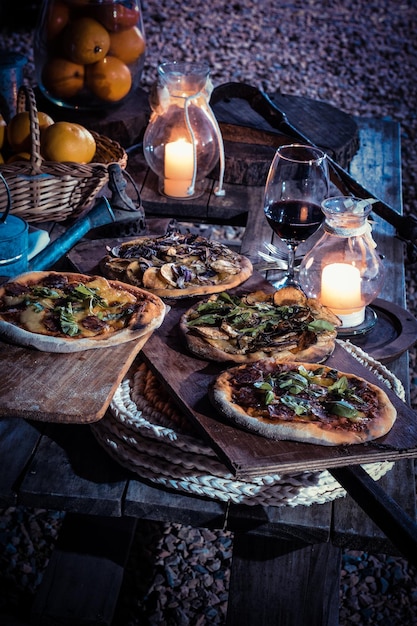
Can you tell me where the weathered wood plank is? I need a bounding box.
[227,535,341,626]
[124,478,228,528]
[0,339,147,424]
[124,480,331,543]
[228,500,331,544]
[18,423,128,516]
[211,84,359,168]
[0,417,44,507]
[31,514,137,626]
[270,91,360,167]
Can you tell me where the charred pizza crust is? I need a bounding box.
[100,232,253,298]
[180,286,341,364]
[0,271,167,353]
[210,360,397,446]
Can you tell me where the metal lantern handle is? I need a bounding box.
[0,173,11,224]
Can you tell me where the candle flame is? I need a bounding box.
[300,205,309,222]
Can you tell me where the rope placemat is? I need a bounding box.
[91,340,403,507]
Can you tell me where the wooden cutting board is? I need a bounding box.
[0,219,172,424]
[0,333,151,423]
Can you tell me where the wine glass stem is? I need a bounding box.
[287,244,296,280]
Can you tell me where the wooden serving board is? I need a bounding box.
[0,219,173,425]
[137,275,417,478]
[0,333,152,424]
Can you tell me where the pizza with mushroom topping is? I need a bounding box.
[99,232,253,298]
[0,271,166,353]
[180,286,341,363]
[210,360,397,446]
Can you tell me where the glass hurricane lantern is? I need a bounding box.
[143,61,225,199]
[299,196,385,335]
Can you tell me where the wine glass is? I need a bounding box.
[263,143,329,289]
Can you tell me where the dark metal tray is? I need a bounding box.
[349,298,417,364]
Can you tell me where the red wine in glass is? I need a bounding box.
[265,200,324,242]
[263,144,329,289]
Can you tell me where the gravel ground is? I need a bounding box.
[1,0,417,624]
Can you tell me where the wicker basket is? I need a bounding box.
[0,85,128,223]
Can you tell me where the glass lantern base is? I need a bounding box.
[336,306,378,338]
[159,179,205,200]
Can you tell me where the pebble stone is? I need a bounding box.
[1,0,417,624]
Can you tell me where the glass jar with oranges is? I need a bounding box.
[34,0,146,109]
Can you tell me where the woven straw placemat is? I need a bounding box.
[91,340,403,507]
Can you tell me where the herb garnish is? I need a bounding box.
[187,292,335,350]
[58,304,79,336]
[254,365,366,420]
[72,284,107,312]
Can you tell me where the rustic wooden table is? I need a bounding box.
[0,91,416,626]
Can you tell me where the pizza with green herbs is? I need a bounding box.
[180,286,341,363]
[210,360,397,445]
[0,271,166,353]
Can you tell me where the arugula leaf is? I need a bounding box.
[253,380,275,405]
[328,375,349,394]
[218,292,238,304]
[278,373,308,394]
[265,390,275,405]
[58,304,79,336]
[307,319,335,332]
[323,400,362,419]
[100,307,134,321]
[72,284,107,312]
[187,313,220,326]
[280,394,310,415]
[31,286,61,299]
[31,301,45,313]
[254,381,273,391]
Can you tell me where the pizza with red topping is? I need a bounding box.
[210,360,397,446]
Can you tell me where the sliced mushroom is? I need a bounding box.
[273,286,307,306]
[159,263,179,287]
[126,261,145,286]
[220,321,241,337]
[193,326,231,340]
[142,267,169,289]
[210,259,240,275]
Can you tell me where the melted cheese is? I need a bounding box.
[20,304,47,333]
[14,276,138,338]
[86,277,136,306]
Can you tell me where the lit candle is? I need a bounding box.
[321,262,365,327]
[164,139,194,197]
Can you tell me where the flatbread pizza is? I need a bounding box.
[0,271,167,353]
[180,286,341,363]
[100,232,253,298]
[210,359,397,446]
